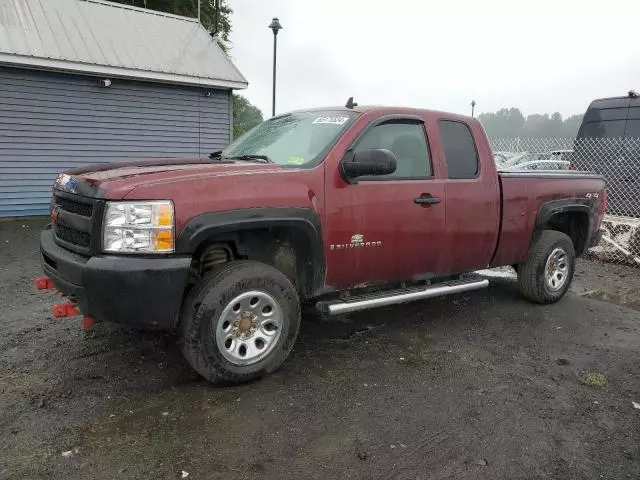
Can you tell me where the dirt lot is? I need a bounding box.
[1,219,640,480]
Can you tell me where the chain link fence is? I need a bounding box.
[490,137,640,266]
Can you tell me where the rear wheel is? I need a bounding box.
[517,230,575,304]
[180,261,300,385]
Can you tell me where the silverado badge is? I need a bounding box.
[330,233,382,250]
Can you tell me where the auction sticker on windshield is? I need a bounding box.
[287,156,306,165]
[312,116,349,125]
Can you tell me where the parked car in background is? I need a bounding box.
[493,151,517,164]
[503,160,570,172]
[549,150,573,161]
[571,91,640,216]
[499,152,544,169]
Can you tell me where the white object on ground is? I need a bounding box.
[601,235,640,265]
[61,447,79,458]
[181,471,189,478]
[633,401,640,410]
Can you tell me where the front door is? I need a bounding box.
[324,116,447,288]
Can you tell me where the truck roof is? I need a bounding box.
[285,105,477,123]
[586,91,640,110]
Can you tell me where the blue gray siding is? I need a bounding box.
[0,67,232,217]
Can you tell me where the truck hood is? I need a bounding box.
[63,158,286,199]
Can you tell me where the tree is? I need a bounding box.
[562,114,584,138]
[522,114,550,138]
[478,108,525,138]
[110,0,264,139]
[479,108,584,138]
[112,0,232,50]
[233,94,264,139]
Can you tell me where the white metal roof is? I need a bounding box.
[0,0,248,89]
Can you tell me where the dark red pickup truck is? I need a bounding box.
[39,104,606,385]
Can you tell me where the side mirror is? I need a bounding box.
[340,148,397,180]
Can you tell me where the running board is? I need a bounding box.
[317,277,489,316]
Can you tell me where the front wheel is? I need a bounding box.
[517,230,575,304]
[180,261,300,385]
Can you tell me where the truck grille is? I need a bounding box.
[55,195,93,217]
[52,191,97,255]
[53,223,91,248]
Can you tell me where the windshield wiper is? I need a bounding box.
[224,154,273,164]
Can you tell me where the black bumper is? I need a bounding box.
[40,226,191,329]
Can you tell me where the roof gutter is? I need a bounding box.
[0,53,248,90]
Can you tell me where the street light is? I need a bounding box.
[268,17,283,117]
[471,100,476,118]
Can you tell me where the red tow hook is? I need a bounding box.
[35,276,95,331]
[52,302,95,332]
[34,276,54,290]
[53,301,80,318]
[82,316,95,332]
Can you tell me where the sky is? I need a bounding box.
[228,0,638,119]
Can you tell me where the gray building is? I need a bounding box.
[0,0,247,217]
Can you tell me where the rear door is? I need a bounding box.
[324,115,448,287]
[435,119,500,272]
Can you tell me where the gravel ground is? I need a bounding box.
[1,219,640,480]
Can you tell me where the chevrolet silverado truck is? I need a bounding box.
[39,103,606,385]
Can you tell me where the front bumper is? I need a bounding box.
[40,226,191,329]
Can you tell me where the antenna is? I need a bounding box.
[345,97,358,109]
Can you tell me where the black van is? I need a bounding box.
[572,91,640,217]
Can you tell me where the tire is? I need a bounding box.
[517,230,575,304]
[180,261,300,385]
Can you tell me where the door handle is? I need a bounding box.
[414,195,441,205]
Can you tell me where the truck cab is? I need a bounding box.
[39,103,606,385]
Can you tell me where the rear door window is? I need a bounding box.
[579,98,631,139]
[580,120,627,139]
[584,104,629,122]
[625,119,640,138]
[438,120,479,179]
[627,107,640,120]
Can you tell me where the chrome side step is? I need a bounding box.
[317,277,489,316]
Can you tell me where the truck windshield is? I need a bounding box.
[222,110,357,166]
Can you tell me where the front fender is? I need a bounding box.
[176,207,325,297]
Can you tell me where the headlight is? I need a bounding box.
[103,201,174,253]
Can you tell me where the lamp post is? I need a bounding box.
[471,100,476,118]
[269,17,282,117]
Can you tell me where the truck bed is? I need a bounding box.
[491,171,606,267]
